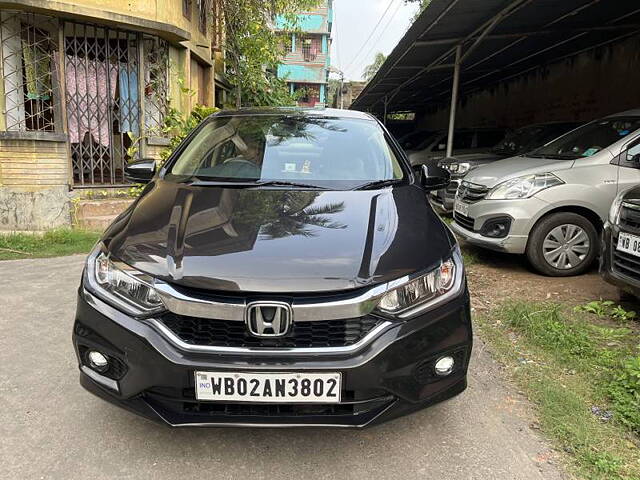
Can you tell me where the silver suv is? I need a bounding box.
[450,110,640,276]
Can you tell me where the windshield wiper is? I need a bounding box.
[188,179,328,189]
[353,179,402,191]
[254,180,328,189]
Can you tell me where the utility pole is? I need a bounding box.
[340,71,345,109]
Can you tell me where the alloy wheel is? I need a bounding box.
[542,223,591,270]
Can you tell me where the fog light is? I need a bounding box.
[434,356,455,376]
[87,350,109,373]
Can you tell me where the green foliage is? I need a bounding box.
[160,104,220,164]
[405,0,432,22]
[0,229,101,260]
[363,52,387,81]
[477,301,640,479]
[575,300,636,322]
[221,0,321,107]
[608,356,640,432]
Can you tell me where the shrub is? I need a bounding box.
[608,355,640,432]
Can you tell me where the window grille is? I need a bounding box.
[0,11,58,132]
[143,36,169,137]
[64,21,141,186]
[196,0,210,35]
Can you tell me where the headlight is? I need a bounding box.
[376,252,460,317]
[85,245,165,316]
[457,163,471,174]
[609,193,625,224]
[486,173,564,200]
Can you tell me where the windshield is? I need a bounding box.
[166,115,405,188]
[529,118,640,160]
[492,124,577,156]
[415,132,442,151]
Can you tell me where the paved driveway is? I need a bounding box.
[1,256,566,480]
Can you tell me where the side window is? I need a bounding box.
[453,132,474,149]
[477,130,505,148]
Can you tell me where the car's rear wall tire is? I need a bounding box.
[526,212,598,277]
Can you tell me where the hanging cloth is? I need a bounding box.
[65,55,117,147]
[119,67,139,136]
[21,39,51,100]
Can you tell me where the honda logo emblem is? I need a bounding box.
[245,302,292,338]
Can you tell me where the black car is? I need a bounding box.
[601,184,640,297]
[430,122,581,213]
[73,108,472,427]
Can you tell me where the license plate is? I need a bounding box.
[194,371,342,403]
[454,200,469,217]
[617,232,640,257]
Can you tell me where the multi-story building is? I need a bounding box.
[0,0,228,230]
[276,0,332,107]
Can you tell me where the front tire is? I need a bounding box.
[526,212,598,277]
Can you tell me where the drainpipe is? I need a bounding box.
[446,44,462,158]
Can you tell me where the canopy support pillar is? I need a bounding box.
[446,44,462,158]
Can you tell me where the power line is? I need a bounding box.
[352,0,404,76]
[342,0,398,75]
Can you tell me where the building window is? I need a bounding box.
[196,0,209,34]
[183,0,192,20]
[301,36,321,62]
[143,36,169,136]
[0,11,58,132]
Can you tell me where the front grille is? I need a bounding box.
[612,245,640,281]
[457,182,489,203]
[454,212,475,231]
[619,203,640,234]
[144,387,395,424]
[159,313,384,349]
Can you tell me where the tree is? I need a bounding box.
[363,52,387,82]
[220,0,320,108]
[405,0,431,22]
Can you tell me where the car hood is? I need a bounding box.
[462,156,573,188]
[104,180,453,293]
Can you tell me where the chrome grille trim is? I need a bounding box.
[146,318,394,355]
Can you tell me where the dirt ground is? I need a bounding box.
[462,242,622,313]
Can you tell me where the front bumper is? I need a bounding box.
[450,197,549,254]
[600,222,640,297]
[73,284,472,428]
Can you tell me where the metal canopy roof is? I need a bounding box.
[351,0,640,115]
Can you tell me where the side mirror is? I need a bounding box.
[413,164,451,191]
[125,159,156,184]
[627,151,640,163]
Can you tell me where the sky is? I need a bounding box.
[330,0,419,81]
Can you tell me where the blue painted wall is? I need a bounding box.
[278,64,325,83]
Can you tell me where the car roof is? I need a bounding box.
[213,107,377,121]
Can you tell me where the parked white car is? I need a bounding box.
[450,109,640,276]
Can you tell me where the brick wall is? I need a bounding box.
[0,136,71,230]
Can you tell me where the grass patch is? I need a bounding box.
[476,301,640,480]
[0,229,100,260]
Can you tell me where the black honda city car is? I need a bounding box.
[73,108,472,427]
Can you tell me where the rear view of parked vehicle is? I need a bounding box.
[406,128,506,167]
[450,110,640,277]
[431,122,581,213]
